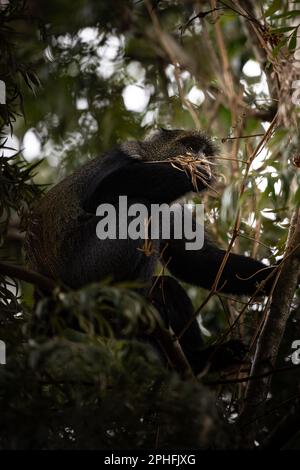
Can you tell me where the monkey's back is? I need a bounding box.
[25,161,95,283]
[25,150,158,288]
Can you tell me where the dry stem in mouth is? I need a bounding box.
[170,154,212,193]
[147,153,215,192]
[145,153,219,194]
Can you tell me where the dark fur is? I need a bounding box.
[26,129,275,373]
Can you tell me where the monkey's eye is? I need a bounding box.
[180,137,202,154]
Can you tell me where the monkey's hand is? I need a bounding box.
[196,340,249,374]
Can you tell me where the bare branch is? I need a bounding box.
[239,208,300,440]
[0,261,57,293]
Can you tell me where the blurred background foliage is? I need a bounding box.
[0,0,300,449]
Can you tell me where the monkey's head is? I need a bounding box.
[138,128,217,192]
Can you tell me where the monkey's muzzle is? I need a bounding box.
[169,152,214,192]
[195,154,212,181]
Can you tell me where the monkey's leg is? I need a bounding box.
[149,276,205,373]
[149,276,248,374]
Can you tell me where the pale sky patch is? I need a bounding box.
[22,129,41,162]
[242,59,262,77]
[122,85,151,112]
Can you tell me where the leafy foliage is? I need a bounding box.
[0,0,299,450]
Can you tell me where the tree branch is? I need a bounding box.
[239,208,300,441]
[0,261,57,293]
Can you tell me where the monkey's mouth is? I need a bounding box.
[170,152,214,192]
[195,156,212,180]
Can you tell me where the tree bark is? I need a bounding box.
[239,208,300,444]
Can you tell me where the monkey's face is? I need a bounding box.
[141,128,217,192]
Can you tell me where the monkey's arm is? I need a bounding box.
[84,159,193,211]
[160,225,275,296]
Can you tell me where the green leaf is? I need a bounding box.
[274,10,300,19]
[265,0,282,17]
[271,26,296,34]
[289,27,299,51]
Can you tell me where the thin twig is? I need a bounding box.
[0,261,57,292]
